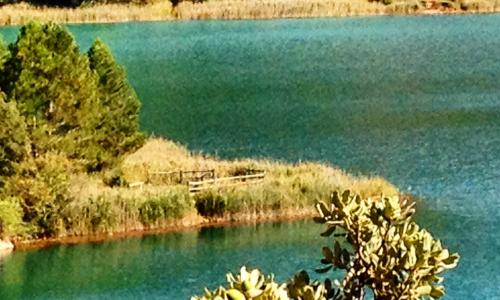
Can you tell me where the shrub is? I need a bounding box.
[192,191,459,300]
[0,197,25,238]
[194,191,228,218]
[4,152,73,237]
[103,167,128,187]
[139,187,193,225]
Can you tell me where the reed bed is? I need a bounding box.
[0,2,173,26]
[175,0,390,20]
[52,137,399,238]
[1,0,499,26]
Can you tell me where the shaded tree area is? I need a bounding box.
[0,21,144,237]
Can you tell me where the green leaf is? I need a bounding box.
[322,246,334,261]
[315,265,333,274]
[320,225,336,237]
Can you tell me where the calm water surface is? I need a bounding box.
[1,15,500,299]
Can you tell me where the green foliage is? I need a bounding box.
[193,191,459,300]
[191,266,289,300]
[0,93,29,185]
[87,38,144,165]
[4,153,73,237]
[0,22,143,171]
[0,197,25,238]
[0,37,9,72]
[191,267,333,300]
[103,167,128,187]
[314,191,459,299]
[139,187,192,225]
[194,191,228,218]
[3,22,100,164]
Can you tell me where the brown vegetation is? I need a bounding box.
[0,0,499,26]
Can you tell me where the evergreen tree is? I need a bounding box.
[87,39,144,161]
[3,22,106,169]
[0,93,28,186]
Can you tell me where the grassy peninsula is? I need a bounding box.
[0,0,499,26]
[51,137,399,237]
[0,21,399,248]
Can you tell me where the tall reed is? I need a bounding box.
[55,138,399,238]
[1,0,499,26]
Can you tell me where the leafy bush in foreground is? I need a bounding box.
[192,191,459,300]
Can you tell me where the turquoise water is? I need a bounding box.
[2,15,500,299]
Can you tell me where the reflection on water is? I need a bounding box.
[1,15,500,299]
[0,221,326,299]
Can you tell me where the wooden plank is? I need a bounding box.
[129,181,145,189]
[189,179,264,192]
[188,172,265,193]
[189,173,265,186]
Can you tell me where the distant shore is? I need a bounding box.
[0,0,499,26]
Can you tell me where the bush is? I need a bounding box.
[139,187,193,225]
[103,167,128,187]
[192,191,460,300]
[194,191,228,218]
[4,153,73,237]
[0,197,25,238]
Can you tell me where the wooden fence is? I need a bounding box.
[188,172,266,193]
[148,169,215,185]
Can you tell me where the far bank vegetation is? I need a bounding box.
[0,0,499,26]
[0,21,398,243]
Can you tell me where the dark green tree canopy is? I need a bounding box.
[0,22,143,171]
[88,38,144,161]
[0,93,28,184]
[7,22,99,134]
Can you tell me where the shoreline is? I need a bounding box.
[12,192,416,252]
[12,208,316,252]
[0,1,499,27]
[1,135,409,254]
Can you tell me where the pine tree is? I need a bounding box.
[88,39,144,161]
[4,22,105,169]
[0,93,28,186]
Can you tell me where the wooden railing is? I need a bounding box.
[148,169,215,185]
[188,172,266,193]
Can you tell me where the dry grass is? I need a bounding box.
[0,2,173,26]
[175,0,390,20]
[26,137,399,238]
[121,137,398,198]
[1,0,499,26]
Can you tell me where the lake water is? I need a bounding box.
[1,15,500,299]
